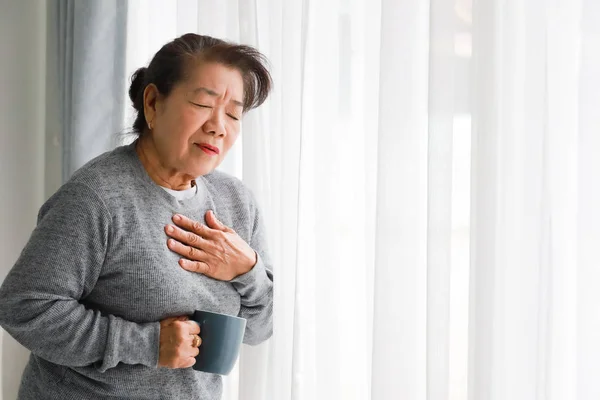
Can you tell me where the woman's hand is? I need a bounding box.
[165,211,257,281]
[158,316,201,369]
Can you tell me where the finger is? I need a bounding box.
[182,344,199,361]
[190,334,202,348]
[173,320,191,336]
[206,210,234,233]
[167,239,207,262]
[165,224,208,248]
[172,214,218,239]
[179,258,210,275]
[182,357,197,369]
[187,321,201,335]
[205,210,223,230]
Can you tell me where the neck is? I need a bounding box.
[135,135,195,190]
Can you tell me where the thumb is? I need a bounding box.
[206,210,226,231]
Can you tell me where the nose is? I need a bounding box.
[203,110,226,137]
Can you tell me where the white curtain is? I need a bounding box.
[124,1,600,399]
[470,1,600,399]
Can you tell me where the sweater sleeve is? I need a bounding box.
[0,183,160,372]
[229,191,273,345]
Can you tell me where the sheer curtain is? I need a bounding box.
[123,1,600,399]
[470,1,600,399]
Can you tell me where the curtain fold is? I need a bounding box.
[371,0,430,398]
[54,0,128,182]
[426,0,456,399]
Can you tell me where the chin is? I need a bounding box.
[191,163,216,177]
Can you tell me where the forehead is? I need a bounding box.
[182,61,244,99]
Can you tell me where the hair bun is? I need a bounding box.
[129,67,147,110]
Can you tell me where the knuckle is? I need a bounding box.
[213,244,225,257]
[187,232,197,244]
[173,321,185,335]
[187,247,197,259]
[192,221,203,232]
[207,241,219,252]
[201,263,210,274]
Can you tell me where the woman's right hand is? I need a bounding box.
[158,316,201,368]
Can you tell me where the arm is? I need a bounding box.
[229,197,273,345]
[0,183,160,372]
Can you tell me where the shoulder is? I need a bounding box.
[63,144,142,211]
[68,145,136,191]
[39,145,137,221]
[38,181,111,229]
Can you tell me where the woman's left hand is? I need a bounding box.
[165,211,257,281]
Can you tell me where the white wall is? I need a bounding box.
[0,1,54,399]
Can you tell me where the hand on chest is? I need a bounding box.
[90,206,244,321]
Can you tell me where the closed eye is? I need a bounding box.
[191,102,239,121]
[190,102,211,109]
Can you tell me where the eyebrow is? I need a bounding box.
[192,87,243,108]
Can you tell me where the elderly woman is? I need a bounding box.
[0,34,273,400]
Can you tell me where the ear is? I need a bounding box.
[143,83,160,126]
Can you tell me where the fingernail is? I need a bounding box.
[166,225,174,233]
[168,239,175,247]
[173,214,181,222]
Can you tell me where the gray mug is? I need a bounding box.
[191,310,247,375]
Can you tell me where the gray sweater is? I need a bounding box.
[0,144,273,399]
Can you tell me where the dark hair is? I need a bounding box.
[128,33,272,134]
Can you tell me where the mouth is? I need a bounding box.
[195,143,220,156]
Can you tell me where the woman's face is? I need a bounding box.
[144,62,244,177]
